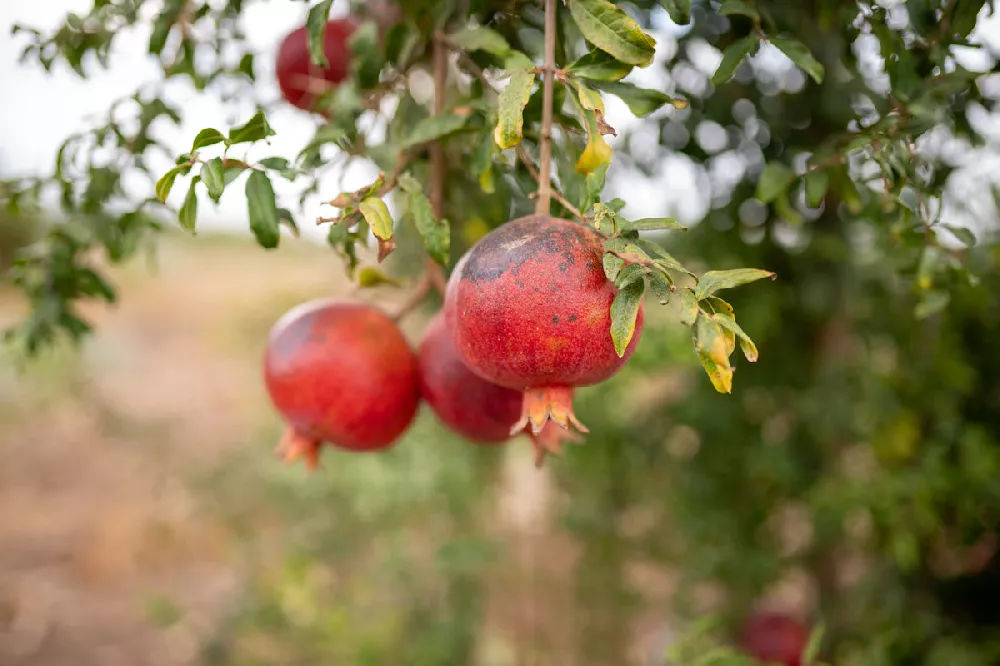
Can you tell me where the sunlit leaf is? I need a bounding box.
[618,217,687,232]
[567,49,633,81]
[610,279,644,357]
[771,36,825,84]
[941,224,976,246]
[229,111,275,145]
[694,313,733,393]
[359,196,395,263]
[695,268,777,300]
[494,68,535,149]
[712,34,759,84]
[576,107,613,174]
[191,128,226,152]
[590,80,676,117]
[155,165,185,203]
[567,0,657,67]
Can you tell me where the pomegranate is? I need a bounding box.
[275,18,355,112]
[444,214,644,435]
[739,610,809,666]
[418,311,581,464]
[263,299,419,469]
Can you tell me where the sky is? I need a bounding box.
[0,1,997,245]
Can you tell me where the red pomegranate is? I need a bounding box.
[275,18,355,112]
[739,610,809,666]
[444,214,644,435]
[418,311,582,464]
[263,299,420,469]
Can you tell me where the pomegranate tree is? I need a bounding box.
[444,214,644,436]
[739,610,810,666]
[275,18,355,112]
[263,299,419,469]
[418,311,580,463]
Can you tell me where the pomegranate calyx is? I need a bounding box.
[529,422,585,467]
[511,386,590,437]
[275,427,322,471]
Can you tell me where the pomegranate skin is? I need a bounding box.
[739,611,808,666]
[445,214,643,391]
[418,312,522,444]
[275,19,355,112]
[264,300,419,459]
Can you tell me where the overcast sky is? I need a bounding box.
[1,1,997,244]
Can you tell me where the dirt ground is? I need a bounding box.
[0,234,372,666]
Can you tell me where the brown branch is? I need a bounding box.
[535,0,557,216]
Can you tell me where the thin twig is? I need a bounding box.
[535,0,557,216]
[431,32,447,219]
[393,271,432,322]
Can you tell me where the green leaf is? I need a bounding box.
[658,0,691,25]
[679,288,699,326]
[589,80,675,117]
[694,313,733,393]
[385,22,420,68]
[447,26,511,56]
[802,622,826,665]
[568,0,657,67]
[610,279,644,357]
[201,158,225,202]
[259,157,290,171]
[618,217,687,232]
[566,49,634,81]
[472,129,496,194]
[178,177,198,233]
[756,162,796,203]
[228,111,274,145]
[191,128,226,152]
[401,113,469,149]
[357,267,403,288]
[399,175,450,266]
[306,0,335,68]
[951,0,988,38]
[712,34,759,84]
[494,68,536,149]
[603,252,625,281]
[941,224,976,246]
[648,272,672,304]
[245,170,280,249]
[770,36,825,84]
[804,169,829,208]
[359,197,396,262]
[615,263,647,289]
[718,0,760,20]
[695,268,776,300]
[571,79,606,113]
[915,290,950,319]
[636,238,692,276]
[155,165,185,203]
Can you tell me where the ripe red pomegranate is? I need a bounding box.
[275,18,355,112]
[418,311,581,464]
[263,299,419,469]
[444,214,644,435]
[739,610,809,666]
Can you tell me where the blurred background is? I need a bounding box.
[3,1,1000,665]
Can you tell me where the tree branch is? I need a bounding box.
[535,0,557,216]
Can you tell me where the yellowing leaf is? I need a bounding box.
[357,267,402,288]
[610,279,644,357]
[571,79,605,114]
[568,0,656,67]
[494,68,535,149]
[695,268,776,300]
[694,313,733,393]
[359,197,395,263]
[575,107,612,174]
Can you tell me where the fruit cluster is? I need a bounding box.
[263,214,642,469]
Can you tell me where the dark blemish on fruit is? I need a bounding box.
[558,261,568,273]
[568,314,578,322]
[516,280,525,288]
[552,316,560,324]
